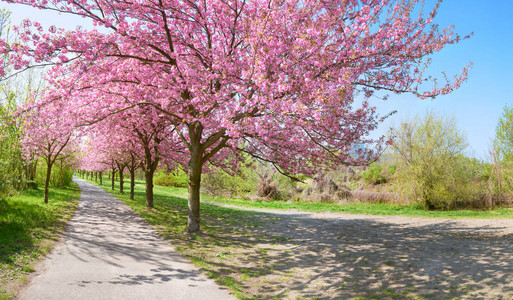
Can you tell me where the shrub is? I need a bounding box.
[349,190,405,204]
[388,111,470,209]
[154,168,188,188]
[361,163,386,185]
[202,164,259,197]
[35,160,74,188]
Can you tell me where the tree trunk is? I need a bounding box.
[116,163,126,194]
[187,153,202,233]
[44,162,53,204]
[111,170,116,190]
[95,172,98,182]
[27,161,37,189]
[145,170,154,207]
[119,170,124,194]
[99,171,103,185]
[130,169,135,200]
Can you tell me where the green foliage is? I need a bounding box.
[154,168,188,188]
[202,164,259,198]
[388,111,475,209]
[492,105,513,193]
[271,172,297,200]
[34,159,74,188]
[361,163,386,185]
[0,92,25,195]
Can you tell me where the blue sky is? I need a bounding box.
[1,1,512,159]
[372,0,513,159]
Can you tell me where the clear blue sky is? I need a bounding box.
[1,1,512,159]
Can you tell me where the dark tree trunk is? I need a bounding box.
[111,170,116,190]
[99,171,103,185]
[116,162,126,194]
[187,144,203,233]
[44,161,53,204]
[130,169,135,200]
[145,170,154,207]
[95,172,98,182]
[26,161,37,189]
[119,171,124,194]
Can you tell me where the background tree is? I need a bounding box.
[20,98,78,203]
[388,111,469,209]
[492,105,513,193]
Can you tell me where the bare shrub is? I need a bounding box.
[257,174,277,199]
[310,193,335,203]
[349,190,406,204]
[311,173,338,195]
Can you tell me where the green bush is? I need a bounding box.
[34,160,74,188]
[154,168,188,188]
[361,163,386,185]
[388,112,471,210]
[202,166,259,197]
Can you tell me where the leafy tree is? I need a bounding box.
[20,99,77,204]
[492,105,513,193]
[389,111,469,209]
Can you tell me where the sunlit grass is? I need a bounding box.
[0,183,80,299]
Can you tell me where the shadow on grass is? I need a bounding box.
[0,185,79,264]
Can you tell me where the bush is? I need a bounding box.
[35,160,74,188]
[154,168,188,188]
[202,164,259,198]
[361,163,386,185]
[388,112,471,210]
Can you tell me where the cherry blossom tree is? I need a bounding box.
[20,97,78,203]
[81,104,182,205]
[1,0,470,232]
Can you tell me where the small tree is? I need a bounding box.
[492,105,513,193]
[20,99,77,203]
[389,111,468,209]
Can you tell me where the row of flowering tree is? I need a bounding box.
[2,0,470,232]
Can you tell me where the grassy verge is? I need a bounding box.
[0,183,80,299]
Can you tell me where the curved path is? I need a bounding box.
[18,178,233,300]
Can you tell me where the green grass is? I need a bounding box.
[0,183,80,298]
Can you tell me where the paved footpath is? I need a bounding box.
[19,178,234,300]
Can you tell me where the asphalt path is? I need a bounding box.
[18,178,233,300]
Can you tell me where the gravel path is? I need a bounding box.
[18,178,234,300]
[206,202,513,299]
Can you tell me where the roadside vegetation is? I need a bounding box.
[0,183,80,299]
